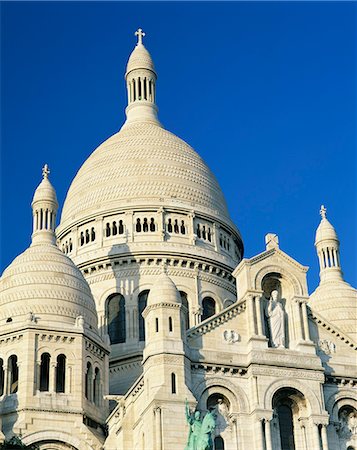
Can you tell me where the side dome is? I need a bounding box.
[147,271,181,306]
[0,165,99,331]
[0,244,99,329]
[309,282,357,343]
[60,121,231,228]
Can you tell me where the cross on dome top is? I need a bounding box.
[42,164,50,179]
[135,28,145,45]
[320,205,327,219]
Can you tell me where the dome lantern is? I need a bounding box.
[315,205,343,283]
[124,28,160,125]
[31,164,59,245]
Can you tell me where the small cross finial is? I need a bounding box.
[320,205,327,219]
[42,164,50,179]
[135,28,145,45]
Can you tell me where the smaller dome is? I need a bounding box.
[0,243,99,330]
[32,175,58,207]
[147,272,180,306]
[126,43,155,75]
[309,281,357,343]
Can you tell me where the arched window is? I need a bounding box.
[143,218,149,232]
[0,358,4,396]
[167,219,173,233]
[118,220,124,234]
[8,355,18,394]
[107,294,126,344]
[169,317,173,332]
[112,221,118,236]
[93,367,100,406]
[136,218,142,232]
[180,291,190,329]
[85,362,92,401]
[138,290,149,341]
[202,297,216,321]
[214,436,225,450]
[171,373,176,394]
[150,218,155,232]
[174,219,179,234]
[39,353,50,392]
[56,354,66,393]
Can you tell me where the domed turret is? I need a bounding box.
[310,205,357,342]
[0,166,99,331]
[147,270,181,307]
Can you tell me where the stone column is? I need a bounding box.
[158,207,165,241]
[68,365,73,394]
[49,362,57,393]
[301,301,310,341]
[255,296,263,336]
[188,211,195,245]
[247,295,257,336]
[155,406,162,450]
[35,360,41,392]
[295,300,304,341]
[321,424,329,450]
[311,422,321,450]
[256,418,265,450]
[265,419,273,450]
[4,365,9,395]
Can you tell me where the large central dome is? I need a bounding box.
[60,121,230,228]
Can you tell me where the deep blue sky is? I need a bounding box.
[1,2,356,292]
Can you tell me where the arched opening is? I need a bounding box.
[85,362,92,401]
[150,218,156,232]
[118,220,124,234]
[55,354,66,393]
[143,218,149,232]
[112,221,118,236]
[106,223,111,237]
[167,219,172,233]
[171,373,176,394]
[181,220,186,234]
[0,358,4,396]
[107,294,126,344]
[214,436,225,450]
[169,316,173,332]
[202,297,216,321]
[338,405,357,443]
[155,317,159,332]
[39,352,51,392]
[8,355,18,394]
[272,388,307,450]
[207,393,230,436]
[174,219,179,233]
[93,367,100,406]
[91,227,95,241]
[138,290,149,341]
[180,291,190,329]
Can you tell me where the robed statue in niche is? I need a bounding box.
[185,400,216,450]
[265,290,285,348]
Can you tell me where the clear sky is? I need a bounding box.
[1,2,356,292]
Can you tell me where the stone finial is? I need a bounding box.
[42,164,50,179]
[265,233,279,250]
[320,205,327,219]
[135,28,145,45]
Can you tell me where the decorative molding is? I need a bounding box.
[38,334,75,344]
[0,334,23,346]
[250,366,325,381]
[85,339,106,360]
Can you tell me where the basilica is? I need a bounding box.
[0,29,356,450]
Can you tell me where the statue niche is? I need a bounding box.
[265,290,286,348]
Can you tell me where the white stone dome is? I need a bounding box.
[60,121,231,228]
[315,218,339,245]
[0,242,99,330]
[310,281,357,343]
[126,43,155,75]
[147,272,180,306]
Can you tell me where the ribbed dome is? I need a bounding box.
[147,272,180,306]
[126,43,155,74]
[60,121,231,228]
[0,242,99,330]
[310,281,357,343]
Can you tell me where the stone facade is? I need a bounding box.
[1,30,356,450]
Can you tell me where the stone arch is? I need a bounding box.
[194,377,249,413]
[22,430,91,450]
[200,290,222,311]
[326,389,357,422]
[254,265,304,297]
[264,378,322,414]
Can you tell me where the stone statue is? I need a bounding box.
[185,401,216,450]
[265,290,285,348]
